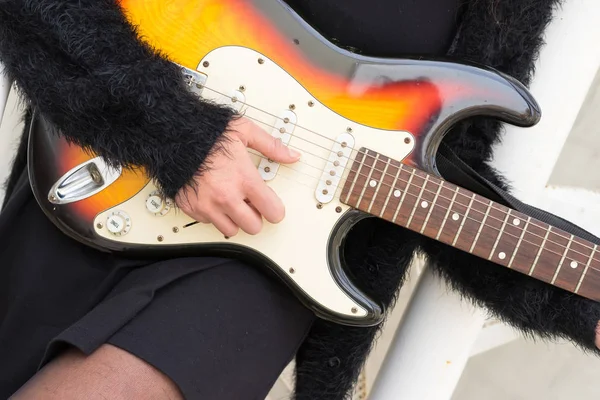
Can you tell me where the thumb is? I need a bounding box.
[245,122,301,163]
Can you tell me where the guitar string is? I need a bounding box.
[204,84,597,250]
[198,84,600,259]
[242,115,600,263]
[245,148,600,272]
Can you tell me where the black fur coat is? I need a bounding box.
[1,1,599,399]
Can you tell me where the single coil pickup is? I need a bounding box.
[259,110,297,181]
[315,132,355,204]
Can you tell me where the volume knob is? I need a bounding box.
[106,211,131,236]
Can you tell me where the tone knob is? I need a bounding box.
[105,211,131,236]
[145,191,172,216]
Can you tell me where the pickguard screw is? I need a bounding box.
[172,227,179,233]
[289,104,296,110]
[96,223,103,229]
[317,203,323,209]
[351,307,358,314]
[289,267,296,274]
[293,39,300,45]
[202,61,209,68]
[239,85,246,92]
[49,194,57,202]
[308,100,314,107]
[224,236,230,239]
[283,117,290,123]
[336,206,342,213]
[347,127,353,133]
[157,235,164,242]
[258,58,264,64]
[404,137,411,144]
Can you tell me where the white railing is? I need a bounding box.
[368,0,600,399]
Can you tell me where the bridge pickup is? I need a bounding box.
[315,132,355,204]
[258,110,297,181]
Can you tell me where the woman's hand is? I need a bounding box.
[176,117,300,237]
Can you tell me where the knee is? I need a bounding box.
[11,345,183,400]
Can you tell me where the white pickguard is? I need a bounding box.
[92,47,415,323]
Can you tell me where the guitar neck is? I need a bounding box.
[340,148,600,302]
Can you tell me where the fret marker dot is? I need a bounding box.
[570,261,578,269]
[369,180,377,188]
[393,190,401,198]
[452,213,460,221]
[513,218,520,226]
[421,201,429,208]
[498,252,506,260]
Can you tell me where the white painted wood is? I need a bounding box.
[0,65,10,128]
[368,1,600,399]
[368,270,488,400]
[491,0,600,206]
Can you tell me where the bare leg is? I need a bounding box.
[10,345,183,400]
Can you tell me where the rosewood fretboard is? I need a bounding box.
[340,148,600,302]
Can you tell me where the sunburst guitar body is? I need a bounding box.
[28,0,545,326]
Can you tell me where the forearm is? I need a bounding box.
[0,0,234,198]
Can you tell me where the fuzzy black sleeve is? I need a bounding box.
[0,0,235,199]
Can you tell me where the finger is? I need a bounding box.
[244,121,301,164]
[209,212,239,238]
[595,321,600,349]
[195,214,210,224]
[225,201,263,235]
[244,179,285,224]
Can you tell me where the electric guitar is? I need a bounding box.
[28,0,600,327]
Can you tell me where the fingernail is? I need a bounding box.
[289,148,301,158]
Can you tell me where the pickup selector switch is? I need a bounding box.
[145,191,172,216]
[106,211,131,236]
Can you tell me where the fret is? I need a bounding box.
[488,208,511,260]
[507,216,531,269]
[436,186,462,242]
[405,176,429,228]
[470,205,506,259]
[530,229,569,283]
[359,156,389,216]
[356,153,379,208]
[576,244,598,293]
[420,180,444,234]
[572,246,600,301]
[379,161,402,218]
[469,200,493,253]
[551,234,574,284]
[529,225,550,276]
[395,170,426,227]
[391,169,416,223]
[343,149,367,204]
[504,218,545,275]
[367,158,391,214]
[452,193,476,247]
[552,236,593,292]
